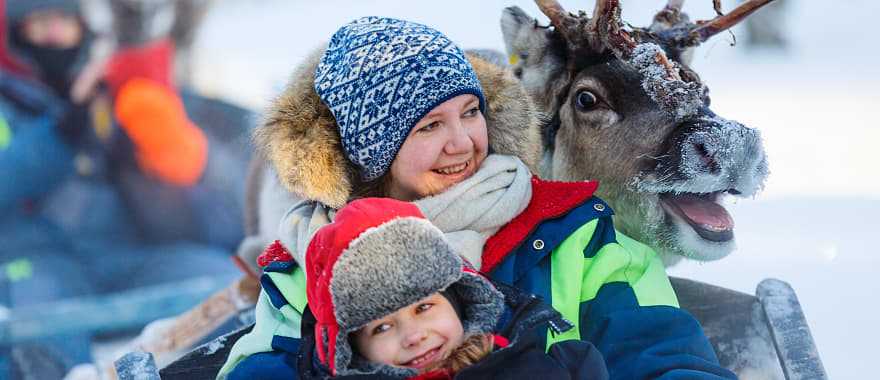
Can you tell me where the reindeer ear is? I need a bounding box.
[500,6,566,97]
[500,6,544,67]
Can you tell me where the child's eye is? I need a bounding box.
[462,107,479,118]
[415,303,433,313]
[372,323,392,335]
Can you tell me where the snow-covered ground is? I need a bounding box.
[190,1,879,378]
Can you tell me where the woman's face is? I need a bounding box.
[387,94,488,201]
[352,293,464,372]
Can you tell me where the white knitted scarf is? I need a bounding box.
[279,154,532,271]
[414,154,532,269]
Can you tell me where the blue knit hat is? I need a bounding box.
[314,16,486,181]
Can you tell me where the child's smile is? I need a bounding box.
[401,344,446,369]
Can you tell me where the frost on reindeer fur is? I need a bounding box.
[632,115,768,198]
[629,43,705,121]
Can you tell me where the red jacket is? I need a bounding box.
[482,176,598,273]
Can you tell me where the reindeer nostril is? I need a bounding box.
[692,142,720,174]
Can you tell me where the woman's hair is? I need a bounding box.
[348,171,392,201]
[432,333,494,374]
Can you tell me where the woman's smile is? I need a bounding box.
[433,161,469,175]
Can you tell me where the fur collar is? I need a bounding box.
[254,47,543,209]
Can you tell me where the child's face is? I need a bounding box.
[353,292,464,371]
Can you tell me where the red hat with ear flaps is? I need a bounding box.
[304,197,504,377]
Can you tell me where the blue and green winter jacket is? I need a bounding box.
[219,178,734,380]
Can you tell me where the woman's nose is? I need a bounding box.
[443,119,473,155]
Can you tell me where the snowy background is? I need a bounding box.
[185,1,878,378]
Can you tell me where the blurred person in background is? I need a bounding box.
[0,0,242,377]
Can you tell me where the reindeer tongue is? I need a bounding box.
[663,193,734,242]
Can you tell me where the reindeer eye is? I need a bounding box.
[575,91,598,111]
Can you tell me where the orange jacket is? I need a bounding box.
[107,39,207,186]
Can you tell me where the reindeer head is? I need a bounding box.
[502,0,772,264]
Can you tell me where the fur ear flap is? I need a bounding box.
[255,47,353,209]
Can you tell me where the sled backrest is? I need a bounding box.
[157,325,253,379]
[671,277,827,379]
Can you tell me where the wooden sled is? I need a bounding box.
[116,277,827,380]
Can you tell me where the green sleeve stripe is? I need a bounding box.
[267,267,308,314]
[547,220,598,347]
[217,267,312,379]
[544,222,682,351]
[217,292,291,379]
[0,115,11,150]
[580,243,678,307]
[614,231,679,307]
[275,304,303,338]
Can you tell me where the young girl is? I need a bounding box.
[220,16,733,379]
[298,197,608,379]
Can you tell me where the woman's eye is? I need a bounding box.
[372,323,391,335]
[418,121,439,133]
[575,90,599,111]
[462,107,479,118]
[416,303,433,313]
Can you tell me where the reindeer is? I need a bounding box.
[502,0,772,265]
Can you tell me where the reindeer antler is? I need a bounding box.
[648,0,775,48]
[534,0,575,37]
[654,0,686,28]
[533,0,681,81]
[533,0,774,120]
[534,0,637,60]
[689,0,775,42]
[534,0,593,55]
[587,0,637,57]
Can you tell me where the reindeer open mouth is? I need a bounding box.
[637,116,768,251]
[660,192,733,242]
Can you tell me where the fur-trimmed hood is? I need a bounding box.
[254,46,542,209]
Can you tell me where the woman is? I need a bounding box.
[220,17,733,379]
